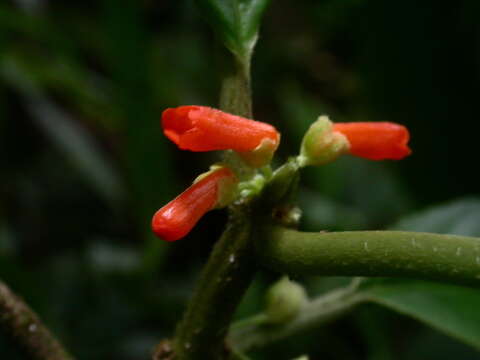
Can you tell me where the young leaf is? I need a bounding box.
[196,0,271,59]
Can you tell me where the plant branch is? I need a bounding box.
[152,5,290,355]
[154,52,258,360]
[228,279,365,352]
[0,279,74,360]
[257,226,480,287]
[169,204,257,360]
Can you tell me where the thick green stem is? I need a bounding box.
[156,54,258,360]
[0,279,75,360]
[257,227,480,287]
[171,205,257,359]
[228,279,365,351]
[219,54,255,178]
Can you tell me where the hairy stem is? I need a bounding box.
[171,204,257,359]
[228,279,365,351]
[0,279,74,360]
[155,55,257,360]
[219,55,252,119]
[257,227,480,287]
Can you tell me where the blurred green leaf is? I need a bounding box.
[0,4,119,130]
[362,279,480,351]
[0,221,15,257]
[359,197,480,351]
[1,56,125,206]
[86,241,140,274]
[101,0,174,271]
[401,326,480,360]
[279,81,334,146]
[4,49,118,130]
[196,0,270,59]
[391,197,480,236]
[299,189,368,231]
[353,306,394,360]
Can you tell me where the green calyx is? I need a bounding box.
[298,115,350,167]
[237,173,267,201]
[193,164,239,209]
[238,137,279,168]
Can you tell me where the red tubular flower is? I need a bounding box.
[162,105,280,153]
[152,167,237,242]
[332,122,411,160]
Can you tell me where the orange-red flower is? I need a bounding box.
[332,122,411,160]
[162,106,280,153]
[152,167,237,242]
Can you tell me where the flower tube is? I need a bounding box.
[152,167,237,242]
[333,122,411,160]
[162,106,280,167]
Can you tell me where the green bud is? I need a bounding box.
[298,115,350,167]
[237,173,266,199]
[265,276,308,324]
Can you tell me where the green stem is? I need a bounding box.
[0,279,75,360]
[219,54,256,179]
[171,204,257,359]
[156,55,258,360]
[257,227,480,287]
[228,279,365,351]
[219,55,252,118]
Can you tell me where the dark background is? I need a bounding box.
[1,0,479,359]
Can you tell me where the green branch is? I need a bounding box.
[257,227,480,287]
[0,279,74,360]
[153,41,258,360]
[170,204,257,359]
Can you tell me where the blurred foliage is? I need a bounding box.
[1,0,480,359]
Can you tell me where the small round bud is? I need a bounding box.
[265,276,308,324]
